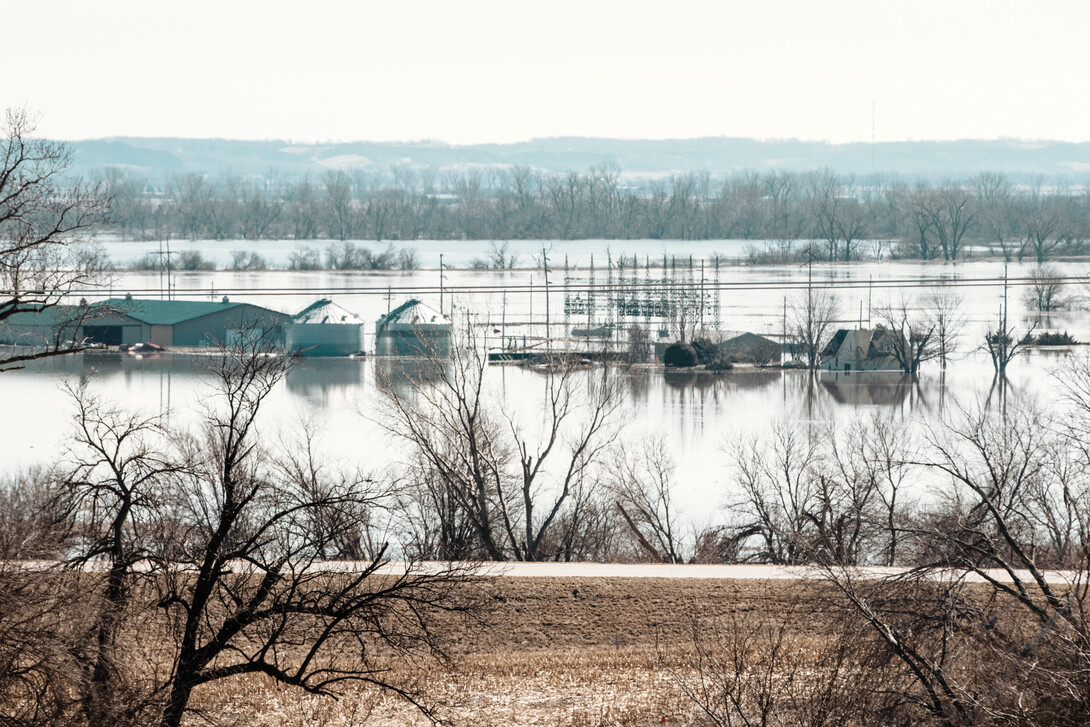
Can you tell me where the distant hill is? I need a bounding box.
[65,136,1090,181]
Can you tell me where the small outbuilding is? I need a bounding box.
[719,332,782,365]
[374,300,451,356]
[285,299,365,357]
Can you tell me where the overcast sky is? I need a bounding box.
[6,1,1089,145]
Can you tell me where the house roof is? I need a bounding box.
[821,328,900,362]
[292,299,364,325]
[101,298,280,326]
[821,329,849,357]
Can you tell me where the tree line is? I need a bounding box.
[99,165,1090,262]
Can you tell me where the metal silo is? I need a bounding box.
[374,299,451,356]
[285,299,364,357]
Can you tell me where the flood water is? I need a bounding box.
[4,241,1089,522]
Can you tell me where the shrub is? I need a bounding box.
[1036,331,1078,346]
[663,342,698,368]
[175,250,216,271]
[289,246,322,271]
[396,247,419,270]
[691,337,719,365]
[228,250,267,271]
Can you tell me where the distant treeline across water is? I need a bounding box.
[99,166,1090,263]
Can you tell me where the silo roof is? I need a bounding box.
[292,299,364,325]
[376,299,449,328]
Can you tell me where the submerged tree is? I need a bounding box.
[1023,263,1071,312]
[0,108,111,371]
[786,288,839,370]
[924,289,965,370]
[873,296,937,376]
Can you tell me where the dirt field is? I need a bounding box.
[189,576,831,726]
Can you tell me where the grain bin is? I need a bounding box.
[285,299,364,357]
[374,299,451,356]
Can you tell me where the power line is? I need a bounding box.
[9,272,1086,299]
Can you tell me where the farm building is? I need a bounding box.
[652,331,781,366]
[0,305,86,346]
[2,297,287,348]
[285,299,364,357]
[374,300,451,356]
[820,328,901,372]
[89,298,287,348]
[719,332,782,365]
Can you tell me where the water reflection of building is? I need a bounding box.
[663,369,781,392]
[818,372,911,407]
[372,356,449,400]
[285,358,365,400]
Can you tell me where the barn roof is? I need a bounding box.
[101,298,281,326]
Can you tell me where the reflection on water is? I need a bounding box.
[286,358,365,402]
[0,348,1074,514]
[371,356,452,402]
[819,372,912,407]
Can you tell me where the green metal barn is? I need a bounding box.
[1,298,287,348]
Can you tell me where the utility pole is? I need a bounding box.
[542,244,551,348]
[699,259,705,333]
[868,275,873,327]
[439,253,444,316]
[807,243,814,366]
[166,239,172,300]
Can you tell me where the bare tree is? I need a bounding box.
[26,333,478,727]
[607,436,687,563]
[62,382,186,725]
[1019,178,1068,263]
[909,182,978,261]
[1024,263,1071,312]
[786,287,839,369]
[830,414,916,567]
[924,289,965,370]
[824,398,1090,726]
[378,319,624,561]
[985,284,1035,376]
[153,338,474,727]
[727,422,825,565]
[873,296,937,375]
[0,108,110,371]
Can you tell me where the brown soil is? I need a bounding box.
[190,576,834,727]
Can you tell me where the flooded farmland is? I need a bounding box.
[3,245,1085,522]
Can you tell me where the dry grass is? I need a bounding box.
[184,576,835,726]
